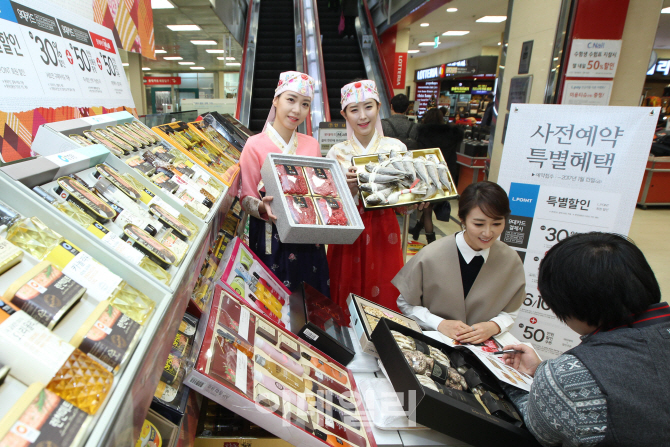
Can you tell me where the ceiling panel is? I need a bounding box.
[405,0,508,57]
[143,3,243,72]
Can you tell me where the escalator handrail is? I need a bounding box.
[296,0,313,136]
[362,0,394,101]
[311,0,331,123]
[235,0,258,122]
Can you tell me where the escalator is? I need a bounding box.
[316,0,368,121]
[248,0,296,132]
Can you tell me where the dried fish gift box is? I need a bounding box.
[260,154,364,244]
[352,148,458,210]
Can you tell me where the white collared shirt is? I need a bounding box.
[397,232,519,333]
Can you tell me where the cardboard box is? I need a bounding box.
[352,148,458,210]
[195,437,293,447]
[146,408,180,447]
[260,153,364,244]
[347,294,422,358]
[289,282,355,366]
[371,319,541,447]
[185,286,377,447]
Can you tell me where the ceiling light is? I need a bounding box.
[179,62,195,65]
[418,42,438,46]
[122,62,129,66]
[191,40,217,45]
[446,8,457,12]
[142,67,151,71]
[497,42,501,45]
[662,7,670,13]
[155,49,167,54]
[476,16,507,22]
[190,66,205,70]
[442,31,469,36]
[226,57,236,60]
[218,57,237,61]
[226,63,241,66]
[151,0,174,8]
[206,49,225,53]
[407,50,420,53]
[166,24,201,31]
[163,56,183,60]
[420,23,429,27]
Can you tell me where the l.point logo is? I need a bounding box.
[66,50,73,64]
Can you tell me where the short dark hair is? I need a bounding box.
[538,232,661,330]
[391,94,410,113]
[439,106,448,115]
[421,108,443,125]
[457,181,510,221]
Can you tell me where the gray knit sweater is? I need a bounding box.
[506,354,608,447]
[381,115,415,139]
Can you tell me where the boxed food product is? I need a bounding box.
[371,318,541,447]
[260,154,364,244]
[352,148,458,210]
[217,237,291,328]
[289,282,355,366]
[347,294,422,357]
[185,286,377,447]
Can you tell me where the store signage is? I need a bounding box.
[647,59,670,77]
[0,0,135,163]
[561,80,612,105]
[144,77,182,86]
[393,53,407,89]
[318,121,347,153]
[472,84,493,94]
[416,66,440,81]
[447,59,467,67]
[450,85,470,94]
[565,39,622,78]
[416,81,440,117]
[498,104,658,359]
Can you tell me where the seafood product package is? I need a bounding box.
[352,148,458,210]
[260,154,363,244]
[346,294,422,358]
[371,318,539,446]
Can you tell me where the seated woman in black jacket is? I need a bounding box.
[409,108,463,243]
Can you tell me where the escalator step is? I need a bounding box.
[257,46,296,54]
[249,119,266,131]
[256,53,294,62]
[255,61,295,70]
[252,87,277,98]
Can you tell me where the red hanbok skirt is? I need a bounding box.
[328,206,404,312]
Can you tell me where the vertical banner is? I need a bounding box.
[393,52,407,89]
[0,0,135,163]
[497,104,658,358]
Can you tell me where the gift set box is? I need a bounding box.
[260,154,364,244]
[352,148,458,210]
[185,286,378,447]
[371,319,541,447]
[347,293,422,357]
[289,282,355,366]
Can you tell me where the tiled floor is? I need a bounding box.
[405,206,670,303]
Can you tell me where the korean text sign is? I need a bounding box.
[497,105,658,358]
[0,0,135,162]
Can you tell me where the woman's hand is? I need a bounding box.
[346,166,359,196]
[417,202,432,211]
[259,195,277,224]
[455,321,500,345]
[501,344,542,377]
[437,319,472,339]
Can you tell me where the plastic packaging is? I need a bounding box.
[315,197,349,226]
[276,164,308,195]
[286,196,318,225]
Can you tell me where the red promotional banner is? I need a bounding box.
[90,31,116,54]
[393,52,407,88]
[143,77,182,86]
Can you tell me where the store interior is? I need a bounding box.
[0,0,668,447]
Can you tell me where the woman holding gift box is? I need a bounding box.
[238,71,330,296]
[326,79,407,311]
[392,182,525,344]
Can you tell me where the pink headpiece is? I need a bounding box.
[340,80,384,140]
[263,71,316,132]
